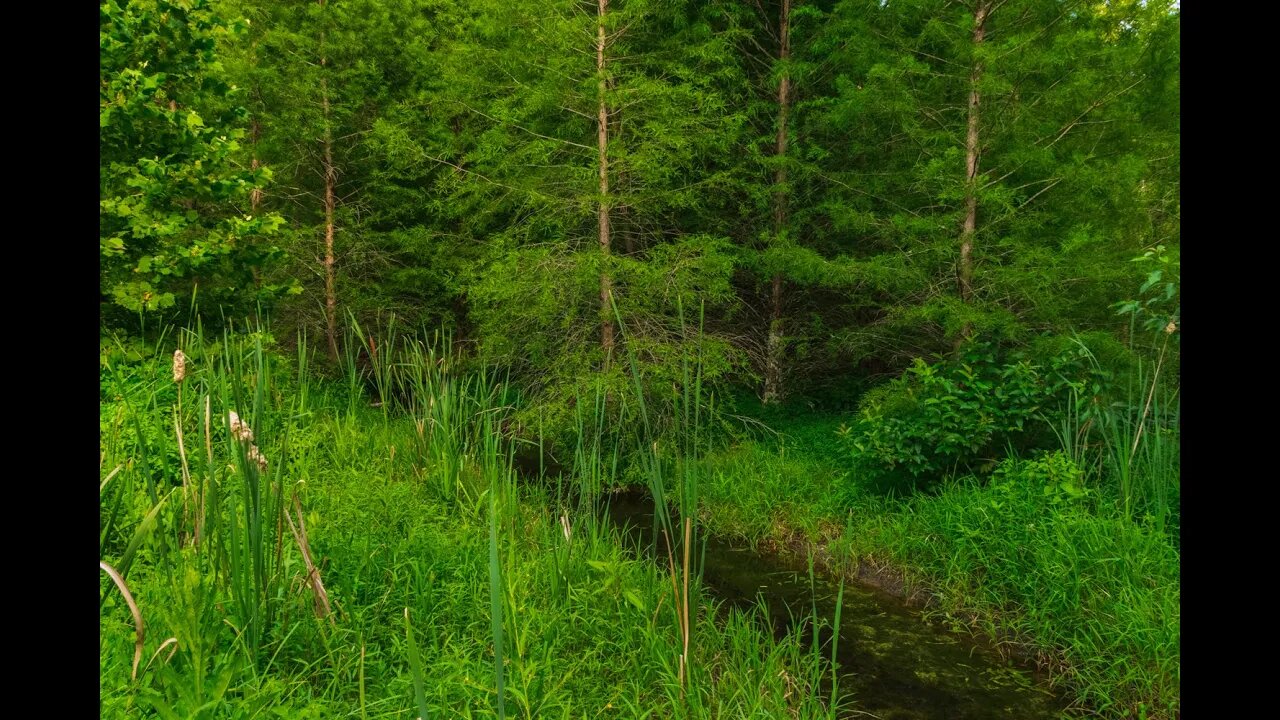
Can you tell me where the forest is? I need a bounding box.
[100,0,1179,718]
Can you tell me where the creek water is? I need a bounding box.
[602,490,1071,720]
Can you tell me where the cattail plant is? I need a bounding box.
[613,295,709,701]
[173,349,187,384]
[218,324,290,664]
[228,410,254,443]
[247,443,269,473]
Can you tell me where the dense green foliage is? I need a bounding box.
[100,0,287,322]
[850,454,1180,718]
[101,0,1179,413]
[102,1,1178,717]
[837,343,1100,491]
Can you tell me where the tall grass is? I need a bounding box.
[342,317,507,507]
[102,316,849,719]
[1061,337,1180,534]
[479,407,515,718]
[101,316,325,714]
[613,298,708,698]
[217,322,291,660]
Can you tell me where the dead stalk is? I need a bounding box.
[100,561,144,681]
[174,408,192,544]
[287,491,335,625]
[144,637,179,674]
[101,464,124,494]
[1129,334,1170,465]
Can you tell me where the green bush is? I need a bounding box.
[837,342,1100,493]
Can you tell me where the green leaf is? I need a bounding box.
[1140,269,1162,293]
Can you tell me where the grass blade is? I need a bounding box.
[404,609,431,720]
[100,560,144,681]
[488,485,507,719]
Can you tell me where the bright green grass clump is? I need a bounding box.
[100,326,845,719]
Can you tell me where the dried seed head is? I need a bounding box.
[247,444,269,472]
[1165,321,1177,334]
[173,349,187,384]
[228,411,254,443]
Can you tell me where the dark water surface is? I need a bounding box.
[603,490,1070,720]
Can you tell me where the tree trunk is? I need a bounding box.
[249,116,263,289]
[613,107,634,256]
[762,0,792,406]
[959,1,989,317]
[322,84,338,364]
[320,2,339,364]
[597,0,614,363]
[250,119,262,213]
[764,274,784,404]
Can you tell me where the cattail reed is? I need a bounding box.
[173,349,187,384]
[227,410,267,470]
[247,444,269,472]
[228,410,254,443]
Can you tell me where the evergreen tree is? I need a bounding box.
[801,0,1180,372]
[414,0,748,432]
[225,0,445,358]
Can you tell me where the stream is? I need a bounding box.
[602,489,1070,720]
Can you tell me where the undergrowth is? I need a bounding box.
[100,323,846,719]
[694,389,1180,719]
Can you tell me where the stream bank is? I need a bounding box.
[602,489,1071,720]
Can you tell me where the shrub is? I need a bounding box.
[837,342,1100,493]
